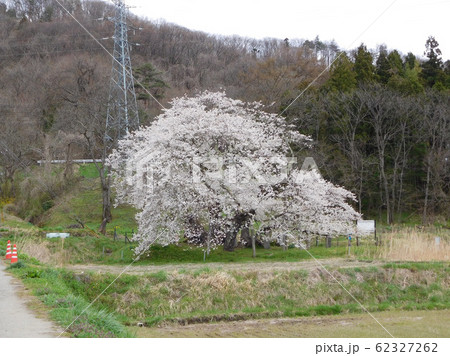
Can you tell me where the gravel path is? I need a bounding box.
[0,262,59,338]
[67,258,383,275]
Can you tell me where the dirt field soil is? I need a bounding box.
[131,310,450,338]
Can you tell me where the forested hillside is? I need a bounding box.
[0,0,449,225]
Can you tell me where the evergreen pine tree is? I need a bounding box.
[376,46,390,84]
[421,36,444,88]
[327,52,357,92]
[353,44,375,84]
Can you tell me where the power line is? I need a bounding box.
[53,0,165,111]
[104,0,139,148]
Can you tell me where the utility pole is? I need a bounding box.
[105,0,139,151]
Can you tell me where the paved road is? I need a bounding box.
[0,262,58,337]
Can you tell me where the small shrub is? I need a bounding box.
[429,295,442,303]
[7,261,26,269]
[313,304,343,315]
[25,269,42,278]
[193,267,211,277]
[42,200,54,211]
[149,271,168,283]
[35,287,51,296]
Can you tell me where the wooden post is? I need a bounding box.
[326,236,331,248]
[316,236,318,247]
[356,236,359,247]
[374,220,378,246]
[114,227,117,241]
[251,229,256,258]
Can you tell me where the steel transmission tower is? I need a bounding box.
[105,0,139,149]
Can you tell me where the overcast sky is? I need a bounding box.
[124,0,450,60]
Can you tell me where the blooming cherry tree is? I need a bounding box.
[108,91,360,254]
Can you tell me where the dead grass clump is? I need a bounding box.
[20,241,53,264]
[121,290,141,305]
[355,273,364,283]
[307,268,324,286]
[379,227,450,262]
[197,272,236,290]
[328,270,351,284]
[256,272,276,284]
[390,269,416,288]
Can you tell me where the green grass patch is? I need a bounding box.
[134,239,357,265]
[382,262,449,272]
[7,261,26,269]
[8,265,131,338]
[36,164,137,234]
[78,164,101,179]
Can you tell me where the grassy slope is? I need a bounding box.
[38,164,137,235]
[6,258,449,333]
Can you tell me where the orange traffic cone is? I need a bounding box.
[5,240,11,260]
[10,244,18,264]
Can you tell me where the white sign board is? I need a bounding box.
[356,220,375,236]
[46,233,70,239]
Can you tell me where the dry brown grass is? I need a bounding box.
[7,228,69,266]
[377,227,450,262]
[20,241,54,264]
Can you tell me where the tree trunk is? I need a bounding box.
[63,143,73,180]
[240,227,251,247]
[357,163,364,214]
[423,157,431,225]
[224,212,251,252]
[379,148,391,225]
[223,230,237,252]
[206,223,213,256]
[99,171,112,234]
[99,218,108,235]
[43,134,52,174]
